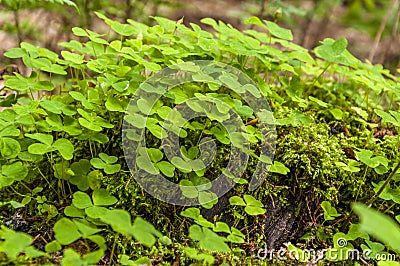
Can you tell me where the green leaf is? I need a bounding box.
[227,234,244,243]
[244,195,264,207]
[244,206,266,215]
[73,219,101,237]
[1,228,33,259]
[53,138,74,160]
[92,189,118,206]
[180,180,199,199]
[375,109,400,126]
[332,38,348,54]
[64,206,85,218]
[180,207,201,220]
[147,148,163,163]
[4,74,33,92]
[54,218,81,245]
[198,191,218,209]
[136,156,159,174]
[103,164,121,174]
[329,108,344,120]
[231,227,244,237]
[25,133,53,146]
[124,113,147,128]
[25,246,47,259]
[131,217,162,248]
[61,51,84,64]
[171,157,192,172]
[355,149,387,169]
[72,192,93,209]
[264,20,293,40]
[28,143,54,155]
[99,153,118,164]
[4,47,26,58]
[72,27,88,37]
[276,111,312,126]
[352,203,400,253]
[188,225,230,253]
[214,222,231,234]
[309,96,328,107]
[90,158,106,169]
[2,162,28,181]
[321,201,341,221]
[229,196,246,206]
[156,161,175,177]
[85,206,108,219]
[105,96,126,112]
[314,38,355,65]
[0,137,21,159]
[61,249,83,265]
[111,22,136,36]
[69,159,91,191]
[269,161,290,175]
[79,117,102,131]
[188,225,203,241]
[40,100,64,114]
[101,209,132,234]
[45,241,62,252]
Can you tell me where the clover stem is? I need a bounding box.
[109,233,119,265]
[312,63,331,86]
[366,161,400,207]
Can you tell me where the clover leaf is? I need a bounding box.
[26,133,74,160]
[229,194,266,215]
[90,153,121,174]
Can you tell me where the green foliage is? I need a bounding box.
[0,0,78,11]
[353,203,400,253]
[0,10,400,265]
[0,226,47,262]
[229,194,266,216]
[321,201,341,221]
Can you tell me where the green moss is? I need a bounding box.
[273,123,358,203]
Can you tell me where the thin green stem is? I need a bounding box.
[366,161,400,207]
[312,63,331,86]
[36,166,59,198]
[109,233,119,265]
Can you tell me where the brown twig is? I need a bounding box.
[379,1,400,64]
[13,10,22,43]
[368,0,398,63]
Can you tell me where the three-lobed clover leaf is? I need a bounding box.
[90,153,121,174]
[26,133,74,160]
[179,176,218,209]
[229,194,266,215]
[188,225,230,253]
[321,201,341,221]
[69,159,101,191]
[355,149,389,174]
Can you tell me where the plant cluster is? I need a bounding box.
[0,10,399,266]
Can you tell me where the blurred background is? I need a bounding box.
[1,0,399,70]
